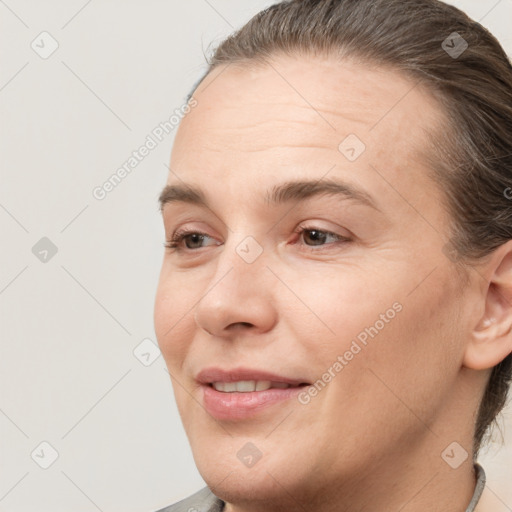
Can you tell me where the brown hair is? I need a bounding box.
[188,0,512,457]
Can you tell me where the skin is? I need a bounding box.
[154,54,512,512]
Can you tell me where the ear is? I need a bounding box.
[463,240,512,370]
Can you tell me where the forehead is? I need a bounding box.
[172,54,441,164]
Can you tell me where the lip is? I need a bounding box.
[196,367,309,386]
[196,366,310,421]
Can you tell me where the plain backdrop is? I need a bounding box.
[0,1,511,511]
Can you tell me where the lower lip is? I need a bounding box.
[201,384,306,420]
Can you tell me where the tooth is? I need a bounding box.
[223,382,239,392]
[255,380,272,391]
[235,380,256,392]
[271,381,290,389]
[212,380,292,392]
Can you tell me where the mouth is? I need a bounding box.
[208,380,309,392]
[196,367,311,420]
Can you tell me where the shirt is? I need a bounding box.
[156,463,486,512]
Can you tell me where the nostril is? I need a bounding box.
[228,322,253,329]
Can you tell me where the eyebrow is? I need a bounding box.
[158,178,380,212]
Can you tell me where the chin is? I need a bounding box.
[200,467,300,509]
[192,438,315,506]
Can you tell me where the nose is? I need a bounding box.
[193,237,277,338]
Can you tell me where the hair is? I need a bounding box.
[187,0,512,458]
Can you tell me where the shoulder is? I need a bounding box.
[154,486,225,512]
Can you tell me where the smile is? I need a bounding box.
[211,380,300,392]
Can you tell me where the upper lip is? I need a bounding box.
[196,367,310,386]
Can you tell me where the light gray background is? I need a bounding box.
[0,1,511,511]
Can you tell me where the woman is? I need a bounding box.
[153,0,512,510]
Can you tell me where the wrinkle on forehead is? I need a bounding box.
[185,56,442,147]
[174,55,446,199]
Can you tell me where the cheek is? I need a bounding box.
[294,266,461,414]
[343,270,462,419]
[154,270,198,367]
[289,268,403,355]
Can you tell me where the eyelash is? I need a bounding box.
[163,225,351,253]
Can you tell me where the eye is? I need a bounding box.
[164,228,219,252]
[294,225,351,248]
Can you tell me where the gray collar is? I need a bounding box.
[466,463,486,512]
[155,485,223,512]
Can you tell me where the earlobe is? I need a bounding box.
[463,242,512,371]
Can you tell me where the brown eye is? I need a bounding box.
[165,229,219,252]
[302,229,330,246]
[182,233,207,249]
[296,226,351,248]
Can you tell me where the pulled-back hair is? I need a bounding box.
[188,0,512,457]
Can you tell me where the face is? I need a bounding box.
[154,55,477,507]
